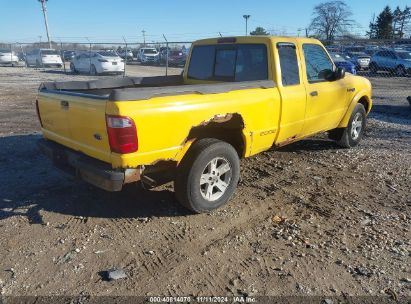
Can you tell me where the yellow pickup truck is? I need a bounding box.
[36,36,372,213]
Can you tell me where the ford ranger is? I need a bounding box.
[36,36,372,213]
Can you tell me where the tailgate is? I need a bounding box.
[37,91,111,163]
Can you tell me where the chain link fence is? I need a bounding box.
[327,38,411,104]
[0,41,192,76]
[1,38,410,104]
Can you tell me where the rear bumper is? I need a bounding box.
[37,138,140,191]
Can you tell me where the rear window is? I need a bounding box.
[41,50,59,55]
[277,43,300,86]
[142,49,157,54]
[97,51,118,57]
[398,52,411,59]
[188,44,268,81]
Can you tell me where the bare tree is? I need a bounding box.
[309,1,354,43]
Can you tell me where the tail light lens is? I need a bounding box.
[35,99,43,127]
[106,115,138,154]
[98,59,109,62]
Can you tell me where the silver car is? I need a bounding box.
[369,49,411,77]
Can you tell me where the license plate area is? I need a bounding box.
[112,62,117,65]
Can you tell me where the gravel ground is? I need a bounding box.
[0,65,410,301]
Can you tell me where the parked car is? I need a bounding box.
[369,49,411,76]
[70,50,124,75]
[325,45,341,53]
[61,50,76,62]
[26,49,63,68]
[330,53,357,75]
[344,52,371,70]
[36,36,372,213]
[0,49,19,66]
[118,49,134,61]
[161,50,187,66]
[137,48,160,64]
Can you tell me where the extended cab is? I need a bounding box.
[36,36,372,213]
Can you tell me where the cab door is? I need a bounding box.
[274,42,307,144]
[300,43,348,136]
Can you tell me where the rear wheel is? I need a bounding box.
[70,63,78,74]
[174,138,240,213]
[90,64,97,76]
[331,104,367,148]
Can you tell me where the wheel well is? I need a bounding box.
[358,96,370,113]
[186,113,245,157]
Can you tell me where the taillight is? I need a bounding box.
[35,99,43,127]
[98,59,109,62]
[106,115,138,154]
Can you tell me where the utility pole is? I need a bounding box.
[38,0,52,49]
[163,34,169,76]
[243,15,251,36]
[142,30,146,47]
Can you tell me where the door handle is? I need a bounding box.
[60,100,69,110]
[310,91,318,97]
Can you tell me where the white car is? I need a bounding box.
[137,48,159,64]
[26,49,63,68]
[118,49,134,60]
[70,50,124,75]
[0,49,19,66]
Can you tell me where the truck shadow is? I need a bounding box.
[370,104,411,126]
[0,134,189,224]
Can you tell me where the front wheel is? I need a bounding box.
[369,63,378,74]
[174,138,240,213]
[395,65,407,77]
[330,104,367,148]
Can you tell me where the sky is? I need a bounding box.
[0,0,410,43]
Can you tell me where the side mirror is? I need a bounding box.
[335,67,346,80]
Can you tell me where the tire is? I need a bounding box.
[70,63,78,74]
[395,65,407,77]
[36,60,41,68]
[90,64,97,76]
[369,62,378,74]
[174,138,240,213]
[333,104,367,148]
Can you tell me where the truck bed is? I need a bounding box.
[39,75,275,101]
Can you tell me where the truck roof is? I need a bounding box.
[193,36,321,45]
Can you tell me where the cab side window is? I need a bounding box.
[303,44,334,83]
[277,43,300,86]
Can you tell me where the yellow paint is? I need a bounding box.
[38,36,372,169]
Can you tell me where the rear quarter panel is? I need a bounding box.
[107,87,281,168]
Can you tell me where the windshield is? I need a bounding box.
[398,52,411,59]
[97,50,118,57]
[41,50,59,55]
[330,53,346,62]
[348,52,369,58]
[346,47,365,53]
[142,49,157,54]
[170,51,184,56]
